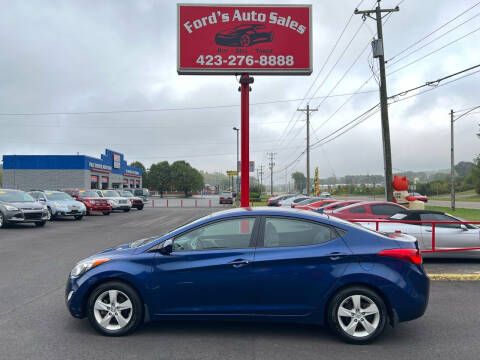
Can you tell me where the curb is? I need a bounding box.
[428,273,480,281]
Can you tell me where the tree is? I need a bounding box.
[455,161,474,178]
[129,161,149,188]
[291,172,306,193]
[170,161,204,197]
[149,161,171,197]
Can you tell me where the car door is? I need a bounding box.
[252,216,352,316]
[149,216,259,315]
[420,213,480,251]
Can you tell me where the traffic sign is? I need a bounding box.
[227,170,238,176]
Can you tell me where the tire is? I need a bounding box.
[86,281,144,336]
[47,207,55,221]
[136,206,144,211]
[327,286,387,344]
[0,213,6,228]
[103,212,110,216]
[240,34,251,47]
[35,221,46,227]
[123,208,130,212]
[74,215,83,220]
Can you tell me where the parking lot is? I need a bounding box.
[0,207,479,360]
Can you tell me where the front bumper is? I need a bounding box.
[4,210,48,223]
[53,208,86,217]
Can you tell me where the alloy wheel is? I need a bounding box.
[337,294,380,338]
[93,290,133,331]
[47,208,52,221]
[0,213,4,228]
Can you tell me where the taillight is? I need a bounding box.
[378,248,422,265]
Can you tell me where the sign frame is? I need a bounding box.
[177,3,312,75]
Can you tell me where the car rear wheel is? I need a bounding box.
[240,34,251,46]
[327,286,387,344]
[35,221,46,227]
[87,281,143,336]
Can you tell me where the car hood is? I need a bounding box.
[48,200,84,207]
[3,201,44,210]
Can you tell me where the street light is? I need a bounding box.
[233,126,240,206]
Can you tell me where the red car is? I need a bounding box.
[62,189,112,215]
[408,192,428,203]
[219,191,233,204]
[329,201,407,221]
[308,200,362,212]
[296,199,338,210]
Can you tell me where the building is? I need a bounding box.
[2,149,142,191]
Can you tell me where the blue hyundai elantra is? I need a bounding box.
[66,207,429,344]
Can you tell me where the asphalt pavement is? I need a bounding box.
[1,207,480,360]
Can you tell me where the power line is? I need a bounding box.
[0,89,379,117]
[387,1,480,62]
[387,25,480,76]
[387,10,480,68]
[454,105,480,121]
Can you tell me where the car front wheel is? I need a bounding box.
[0,213,6,228]
[87,281,144,336]
[103,212,110,216]
[35,221,46,227]
[74,215,83,220]
[327,286,387,344]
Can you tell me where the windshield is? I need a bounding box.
[45,192,73,201]
[221,192,232,196]
[120,191,133,197]
[102,190,120,197]
[130,236,158,248]
[78,190,100,197]
[0,190,35,202]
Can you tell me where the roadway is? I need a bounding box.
[1,207,479,359]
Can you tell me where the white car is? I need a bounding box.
[278,195,311,207]
[361,210,480,258]
[96,190,132,212]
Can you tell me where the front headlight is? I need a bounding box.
[4,205,19,211]
[70,258,110,278]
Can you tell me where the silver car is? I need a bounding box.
[0,189,48,228]
[96,190,132,212]
[361,210,480,258]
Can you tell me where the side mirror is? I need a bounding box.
[39,198,46,202]
[159,239,173,255]
[460,224,468,231]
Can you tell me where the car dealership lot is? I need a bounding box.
[1,208,480,359]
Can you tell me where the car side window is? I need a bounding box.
[420,213,460,229]
[173,217,256,252]
[263,217,337,248]
[371,204,403,216]
[349,206,366,213]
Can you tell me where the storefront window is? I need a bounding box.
[91,175,99,189]
[101,177,109,190]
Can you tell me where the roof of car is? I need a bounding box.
[396,209,445,215]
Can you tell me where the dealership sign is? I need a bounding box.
[177,4,312,75]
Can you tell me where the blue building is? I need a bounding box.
[2,149,143,190]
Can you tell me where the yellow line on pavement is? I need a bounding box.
[428,273,480,281]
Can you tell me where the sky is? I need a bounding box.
[1,0,479,185]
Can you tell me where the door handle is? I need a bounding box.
[327,252,348,260]
[228,259,250,268]
[425,229,432,232]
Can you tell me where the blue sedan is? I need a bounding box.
[66,207,429,344]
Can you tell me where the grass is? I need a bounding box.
[425,205,480,221]
[431,195,480,202]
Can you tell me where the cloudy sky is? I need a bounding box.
[1,0,479,185]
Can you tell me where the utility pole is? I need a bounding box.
[267,152,276,195]
[450,109,455,211]
[355,1,399,202]
[297,104,318,196]
[258,164,264,191]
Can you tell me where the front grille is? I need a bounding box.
[24,213,43,220]
[119,200,127,204]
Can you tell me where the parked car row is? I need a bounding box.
[268,193,478,258]
[0,188,147,228]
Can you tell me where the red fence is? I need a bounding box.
[351,219,480,253]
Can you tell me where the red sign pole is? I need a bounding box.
[240,74,253,207]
